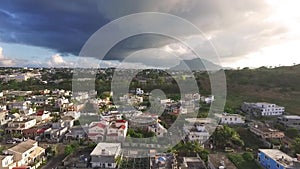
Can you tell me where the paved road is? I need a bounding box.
[41,143,66,169]
[41,154,66,169]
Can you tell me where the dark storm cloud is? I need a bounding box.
[0,0,289,63]
[0,0,109,55]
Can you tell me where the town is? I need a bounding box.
[0,67,300,169]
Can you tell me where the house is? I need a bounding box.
[29,110,51,122]
[184,123,210,144]
[88,121,109,142]
[6,118,37,134]
[0,110,9,125]
[65,126,87,140]
[44,127,68,141]
[148,122,168,137]
[208,153,237,169]
[241,102,285,116]
[7,139,45,168]
[127,113,158,129]
[106,120,128,142]
[64,111,80,120]
[278,115,300,130]
[201,95,215,104]
[61,116,75,129]
[150,153,177,169]
[216,113,245,125]
[258,149,297,169]
[249,123,285,139]
[8,101,31,112]
[0,155,16,169]
[90,142,121,168]
[181,157,207,169]
[136,88,144,95]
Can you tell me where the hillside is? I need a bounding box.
[224,65,300,114]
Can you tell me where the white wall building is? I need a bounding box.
[90,142,121,168]
[216,113,245,125]
[241,102,285,116]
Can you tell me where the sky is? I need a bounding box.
[0,0,300,69]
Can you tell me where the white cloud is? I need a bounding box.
[47,54,74,67]
[0,47,16,67]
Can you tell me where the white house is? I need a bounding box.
[106,120,128,142]
[88,121,109,142]
[216,113,245,125]
[0,155,16,169]
[136,88,144,95]
[90,142,121,168]
[148,122,168,137]
[184,123,210,144]
[241,102,285,116]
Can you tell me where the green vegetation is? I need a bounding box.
[292,137,300,154]
[236,127,266,150]
[228,153,263,169]
[168,141,209,161]
[211,126,244,149]
[127,128,155,138]
[64,142,79,155]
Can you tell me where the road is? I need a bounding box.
[41,143,66,169]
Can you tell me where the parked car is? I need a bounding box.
[6,140,16,144]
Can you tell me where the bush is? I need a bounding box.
[242,152,254,161]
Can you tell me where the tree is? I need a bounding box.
[211,126,244,149]
[285,128,300,139]
[293,137,300,154]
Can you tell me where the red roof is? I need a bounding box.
[94,123,106,128]
[116,120,127,123]
[37,110,44,116]
[13,167,30,169]
[119,125,126,129]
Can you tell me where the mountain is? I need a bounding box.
[171,58,223,71]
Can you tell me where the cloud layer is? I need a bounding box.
[0,0,296,67]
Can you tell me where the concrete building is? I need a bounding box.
[148,122,168,138]
[0,155,16,169]
[6,118,37,134]
[278,115,300,130]
[8,139,45,168]
[208,153,237,169]
[90,142,121,168]
[249,123,285,139]
[241,102,285,116]
[258,149,298,169]
[184,123,210,144]
[216,113,245,125]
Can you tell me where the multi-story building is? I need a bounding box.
[0,155,16,169]
[216,113,245,125]
[90,142,121,168]
[6,118,37,134]
[106,120,128,142]
[241,102,285,116]
[88,121,109,142]
[249,123,285,139]
[258,149,298,169]
[184,123,210,144]
[278,115,300,130]
[8,139,45,168]
[148,122,168,137]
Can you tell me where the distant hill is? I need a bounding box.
[197,65,300,115]
[171,58,223,71]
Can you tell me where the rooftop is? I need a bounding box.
[209,153,237,169]
[282,115,300,120]
[8,139,37,154]
[90,142,121,156]
[259,149,295,167]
